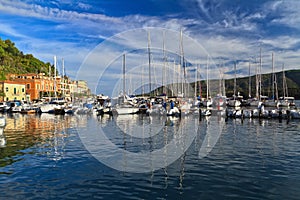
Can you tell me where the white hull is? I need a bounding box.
[264,101,279,108]
[114,107,139,115]
[227,100,241,107]
[291,110,300,119]
[203,100,213,108]
[249,100,261,107]
[40,104,64,113]
[167,107,180,116]
[40,104,56,113]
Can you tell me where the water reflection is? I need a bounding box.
[1,112,300,199]
[198,115,225,158]
[0,127,6,148]
[0,113,78,168]
[78,114,200,173]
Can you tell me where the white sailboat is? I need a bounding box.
[279,63,295,107]
[39,56,66,114]
[227,62,241,108]
[264,52,280,108]
[113,54,139,115]
[249,48,263,107]
[203,55,213,108]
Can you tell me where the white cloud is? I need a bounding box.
[0,23,27,38]
[260,36,300,50]
[0,0,121,24]
[265,1,300,29]
[0,0,299,95]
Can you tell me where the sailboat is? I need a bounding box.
[39,56,66,114]
[248,48,263,107]
[227,62,241,108]
[202,56,213,108]
[112,54,139,115]
[264,53,280,108]
[279,63,295,107]
[145,31,167,116]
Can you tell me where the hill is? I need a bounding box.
[151,70,300,100]
[224,70,300,99]
[0,38,52,80]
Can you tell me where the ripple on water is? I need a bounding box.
[1,113,300,199]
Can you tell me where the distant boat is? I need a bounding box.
[39,99,66,114]
[113,102,139,115]
[95,94,112,115]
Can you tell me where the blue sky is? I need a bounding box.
[0,0,300,95]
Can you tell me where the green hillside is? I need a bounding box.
[215,70,300,99]
[0,38,52,80]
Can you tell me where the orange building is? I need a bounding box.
[6,73,62,101]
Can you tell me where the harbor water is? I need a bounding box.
[1,107,300,199]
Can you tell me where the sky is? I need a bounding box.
[0,0,300,96]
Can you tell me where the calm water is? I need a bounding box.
[1,110,300,199]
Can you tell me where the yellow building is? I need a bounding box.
[0,80,26,101]
[73,80,91,95]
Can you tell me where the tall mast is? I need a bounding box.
[180,29,186,97]
[282,63,287,98]
[123,54,126,101]
[162,31,166,95]
[272,52,275,101]
[54,55,57,98]
[194,65,197,99]
[206,55,209,99]
[218,63,221,96]
[147,31,152,96]
[248,60,251,98]
[259,47,262,100]
[62,58,65,97]
[172,60,176,96]
[141,63,144,97]
[234,61,237,99]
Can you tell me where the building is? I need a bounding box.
[0,80,26,101]
[2,73,91,102]
[73,80,91,96]
[6,73,61,101]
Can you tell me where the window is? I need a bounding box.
[5,87,8,92]
[27,84,30,89]
[14,88,17,94]
[22,88,25,93]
